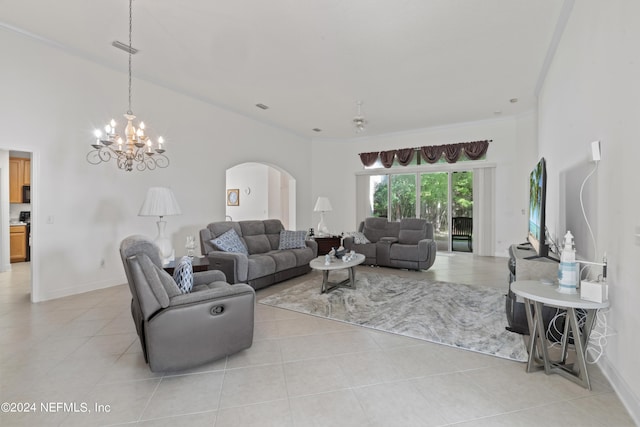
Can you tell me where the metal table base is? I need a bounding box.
[321,266,357,294]
[524,299,598,389]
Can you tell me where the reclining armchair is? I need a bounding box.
[120,235,255,372]
[343,217,437,271]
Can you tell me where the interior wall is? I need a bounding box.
[0,151,9,271]
[311,113,538,256]
[226,163,269,221]
[267,167,281,223]
[538,0,640,420]
[225,162,293,229]
[0,28,313,301]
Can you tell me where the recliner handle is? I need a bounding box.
[210,305,225,316]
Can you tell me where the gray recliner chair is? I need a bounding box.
[119,235,255,372]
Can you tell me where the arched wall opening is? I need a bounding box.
[225,162,296,229]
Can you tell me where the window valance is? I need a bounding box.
[358,140,490,168]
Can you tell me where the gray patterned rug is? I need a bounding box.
[259,270,527,362]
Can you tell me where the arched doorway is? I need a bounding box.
[225,162,296,229]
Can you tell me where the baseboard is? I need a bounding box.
[35,278,125,302]
[598,355,640,425]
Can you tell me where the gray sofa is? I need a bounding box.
[343,217,437,271]
[120,235,255,372]
[200,219,318,290]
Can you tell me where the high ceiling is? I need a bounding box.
[1,0,566,138]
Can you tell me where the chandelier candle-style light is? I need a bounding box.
[353,100,367,133]
[87,0,169,172]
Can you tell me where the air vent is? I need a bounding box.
[256,103,269,110]
[112,41,138,54]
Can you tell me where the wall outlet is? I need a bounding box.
[591,140,601,161]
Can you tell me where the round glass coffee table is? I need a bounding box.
[309,253,365,293]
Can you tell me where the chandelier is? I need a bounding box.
[353,100,367,133]
[87,0,169,172]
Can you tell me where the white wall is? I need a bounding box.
[0,151,9,271]
[538,0,640,420]
[267,167,282,222]
[0,28,313,301]
[311,113,538,256]
[226,163,269,221]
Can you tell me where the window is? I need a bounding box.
[390,174,417,221]
[360,168,475,252]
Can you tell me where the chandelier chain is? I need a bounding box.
[127,0,133,115]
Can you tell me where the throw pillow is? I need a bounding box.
[278,230,307,249]
[210,228,248,255]
[173,256,194,294]
[347,231,371,244]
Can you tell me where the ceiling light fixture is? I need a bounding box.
[353,100,367,133]
[87,0,168,172]
[256,103,269,110]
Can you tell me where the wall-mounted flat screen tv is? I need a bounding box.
[527,157,550,258]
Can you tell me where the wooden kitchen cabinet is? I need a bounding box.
[23,158,30,185]
[10,225,27,263]
[9,157,30,203]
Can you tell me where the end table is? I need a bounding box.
[313,235,342,255]
[163,256,209,275]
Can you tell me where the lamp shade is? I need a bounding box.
[314,197,333,212]
[139,187,182,217]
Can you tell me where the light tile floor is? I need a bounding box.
[0,255,635,426]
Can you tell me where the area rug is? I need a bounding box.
[259,270,527,362]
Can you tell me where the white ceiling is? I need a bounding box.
[1,0,566,138]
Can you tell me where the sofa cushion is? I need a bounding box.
[290,247,315,266]
[398,218,428,244]
[210,222,242,239]
[267,250,297,271]
[240,220,266,237]
[173,256,194,294]
[244,234,272,254]
[211,228,248,255]
[362,217,400,243]
[247,254,276,280]
[137,254,179,306]
[264,219,285,235]
[398,229,425,245]
[278,230,307,249]
[351,243,376,260]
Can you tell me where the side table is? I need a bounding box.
[313,235,342,255]
[163,256,209,275]
[309,253,365,293]
[511,280,609,389]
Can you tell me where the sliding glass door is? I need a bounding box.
[451,171,473,252]
[420,172,449,251]
[368,170,473,252]
[390,174,417,221]
[369,175,388,218]
[358,166,492,255]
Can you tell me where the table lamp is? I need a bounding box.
[139,187,182,264]
[314,196,332,236]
